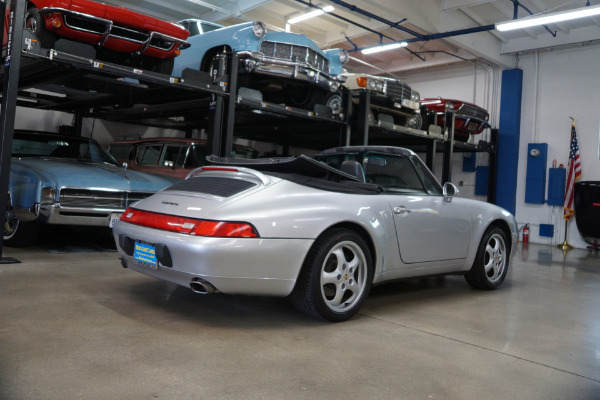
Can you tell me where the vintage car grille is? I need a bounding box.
[63,14,172,50]
[386,80,412,101]
[260,41,329,74]
[166,177,256,198]
[458,103,488,120]
[59,189,154,209]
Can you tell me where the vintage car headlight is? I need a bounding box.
[338,49,349,64]
[40,186,56,205]
[252,21,267,38]
[411,90,420,102]
[368,79,385,93]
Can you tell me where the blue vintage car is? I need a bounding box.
[5,130,176,247]
[174,19,349,113]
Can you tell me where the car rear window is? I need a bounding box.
[165,177,256,198]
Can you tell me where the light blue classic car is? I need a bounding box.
[5,130,176,247]
[174,19,349,113]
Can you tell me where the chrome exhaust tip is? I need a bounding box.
[190,278,217,294]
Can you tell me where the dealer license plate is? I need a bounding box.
[109,213,122,228]
[467,121,478,131]
[134,242,158,269]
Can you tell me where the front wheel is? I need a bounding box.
[465,226,509,290]
[25,7,56,49]
[291,228,373,322]
[4,207,40,247]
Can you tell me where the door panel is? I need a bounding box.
[391,195,471,264]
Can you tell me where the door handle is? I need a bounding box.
[393,206,411,215]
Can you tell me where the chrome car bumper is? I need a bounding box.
[114,222,314,297]
[40,7,190,53]
[38,204,121,227]
[237,51,345,92]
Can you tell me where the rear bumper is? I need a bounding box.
[237,51,345,92]
[113,221,314,297]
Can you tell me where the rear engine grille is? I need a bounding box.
[260,41,329,74]
[166,177,256,198]
[60,189,154,209]
[386,80,412,101]
[458,103,488,120]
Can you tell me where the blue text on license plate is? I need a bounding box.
[134,242,157,266]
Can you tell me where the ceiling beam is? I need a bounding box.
[501,25,600,53]
[439,9,516,68]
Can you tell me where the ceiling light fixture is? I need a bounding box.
[361,41,408,55]
[287,5,334,24]
[496,4,600,31]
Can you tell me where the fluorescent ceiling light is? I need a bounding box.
[287,5,334,24]
[496,4,600,31]
[361,42,408,55]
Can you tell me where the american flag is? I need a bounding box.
[563,124,582,220]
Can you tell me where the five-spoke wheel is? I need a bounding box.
[291,228,373,322]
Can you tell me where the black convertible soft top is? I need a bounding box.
[206,154,381,195]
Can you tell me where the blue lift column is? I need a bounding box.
[496,69,523,215]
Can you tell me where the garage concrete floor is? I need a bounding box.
[0,233,599,400]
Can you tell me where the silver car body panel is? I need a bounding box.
[113,157,518,297]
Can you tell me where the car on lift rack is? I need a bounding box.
[108,137,258,180]
[4,130,176,247]
[343,73,423,129]
[421,98,490,142]
[11,0,190,74]
[174,19,349,113]
[112,145,517,322]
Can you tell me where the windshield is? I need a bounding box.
[12,132,119,166]
[319,151,443,195]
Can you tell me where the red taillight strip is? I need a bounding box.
[120,208,259,238]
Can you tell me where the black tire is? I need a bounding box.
[324,92,343,115]
[25,7,56,49]
[4,210,40,247]
[465,226,509,290]
[404,112,423,130]
[291,228,373,322]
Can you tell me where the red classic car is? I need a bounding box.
[421,98,490,142]
[4,0,189,74]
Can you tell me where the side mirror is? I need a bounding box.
[443,182,459,202]
[121,162,128,169]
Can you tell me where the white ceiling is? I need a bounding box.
[106,0,600,76]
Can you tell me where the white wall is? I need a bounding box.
[516,44,600,249]
[404,43,600,249]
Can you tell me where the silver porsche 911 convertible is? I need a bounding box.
[112,146,517,322]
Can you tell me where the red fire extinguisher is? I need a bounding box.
[522,224,530,244]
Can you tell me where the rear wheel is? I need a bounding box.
[465,226,509,290]
[291,228,373,322]
[25,7,56,49]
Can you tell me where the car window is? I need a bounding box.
[160,144,188,168]
[410,156,443,195]
[12,134,118,165]
[189,144,207,168]
[363,155,427,194]
[136,145,162,166]
[108,144,134,161]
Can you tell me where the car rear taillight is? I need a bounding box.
[120,208,259,238]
